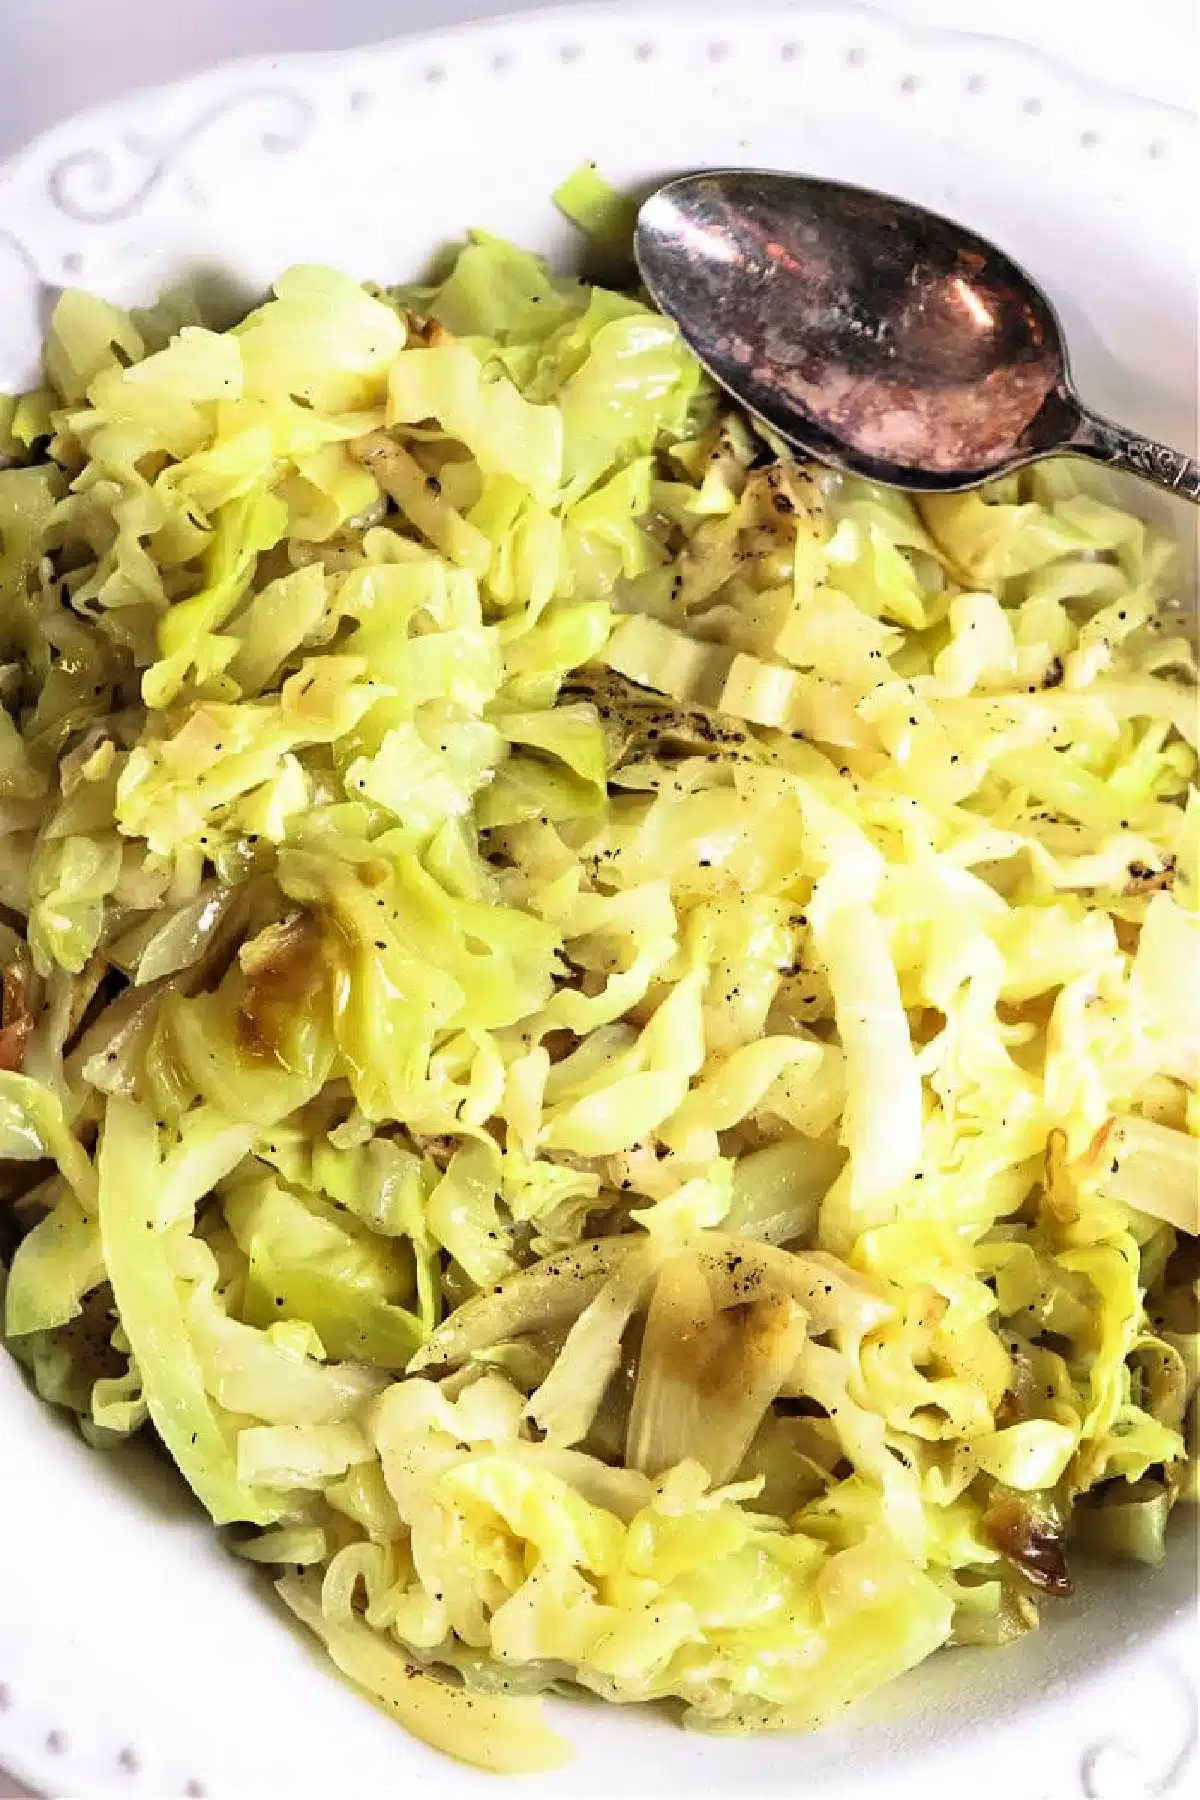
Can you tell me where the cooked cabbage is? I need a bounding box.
[0,230,1195,1773]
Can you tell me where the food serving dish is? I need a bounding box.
[0,5,1195,1798]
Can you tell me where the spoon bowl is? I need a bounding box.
[635,170,1199,501]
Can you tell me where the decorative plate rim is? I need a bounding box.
[0,1,1194,254]
[1,0,1196,176]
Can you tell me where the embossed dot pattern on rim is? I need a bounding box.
[0,5,1194,1798]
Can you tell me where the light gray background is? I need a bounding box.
[0,1,1194,1796]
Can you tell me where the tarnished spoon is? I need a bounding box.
[635,170,1199,501]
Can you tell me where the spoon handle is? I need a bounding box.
[1068,406,1200,503]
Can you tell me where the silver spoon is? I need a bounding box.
[635,170,1199,502]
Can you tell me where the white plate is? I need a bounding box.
[0,5,1196,1798]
